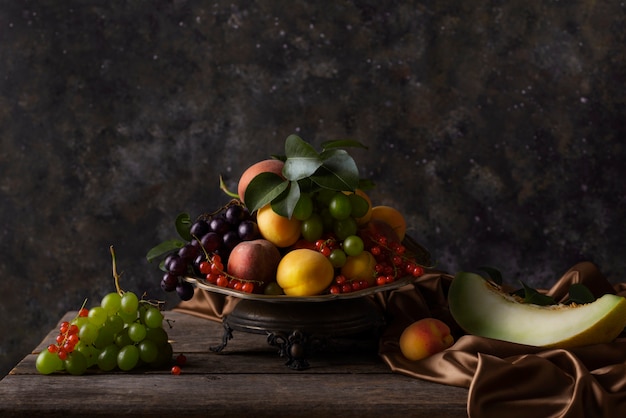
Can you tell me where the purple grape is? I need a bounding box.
[225,205,245,225]
[178,243,199,261]
[167,255,187,276]
[176,281,195,301]
[209,216,230,235]
[223,230,241,250]
[238,220,260,241]
[161,272,179,292]
[190,220,210,239]
[200,232,222,252]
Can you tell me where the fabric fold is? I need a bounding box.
[174,261,626,417]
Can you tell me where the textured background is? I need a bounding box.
[1,1,625,377]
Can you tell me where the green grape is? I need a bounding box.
[348,193,370,218]
[117,308,138,324]
[342,235,365,256]
[117,344,140,371]
[71,316,89,329]
[115,327,133,348]
[263,282,285,296]
[301,213,324,242]
[106,314,125,334]
[101,292,122,315]
[120,291,139,314]
[88,306,107,326]
[64,351,88,376]
[97,344,120,371]
[333,217,358,240]
[145,326,169,346]
[138,340,158,363]
[143,306,164,329]
[75,342,99,368]
[329,248,347,268]
[328,192,352,220]
[128,322,147,343]
[36,350,63,375]
[78,322,100,345]
[319,208,335,232]
[93,324,115,349]
[315,189,336,206]
[292,193,313,221]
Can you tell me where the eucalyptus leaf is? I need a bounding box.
[520,281,555,306]
[567,283,596,304]
[146,239,185,263]
[175,213,193,241]
[270,180,301,218]
[244,172,289,213]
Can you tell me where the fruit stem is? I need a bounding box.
[110,245,123,295]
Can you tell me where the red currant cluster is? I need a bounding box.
[324,232,425,295]
[47,308,89,360]
[197,254,258,293]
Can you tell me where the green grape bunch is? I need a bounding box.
[36,246,174,376]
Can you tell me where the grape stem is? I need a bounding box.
[110,245,123,295]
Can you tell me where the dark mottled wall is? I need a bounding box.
[1,0,624,377]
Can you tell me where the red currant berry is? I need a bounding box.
[241,282,255,293]
[329,285,341,294]
[412,266,424,277]
[199,261,211,275]
[47,344,58,353]
[370,246,382,256]
[341,284,352,293]
[376,276,387,286]
[216,275,229,287]
[176,354,187,366]
[171,365,182,375]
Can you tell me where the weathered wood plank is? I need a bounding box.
[0,373,467,417]
[2,311,469,417]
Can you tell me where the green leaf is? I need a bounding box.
[310,149,359,191]
[270,180,301,218]
[567,283,596,304]
[477,266,503,285]
[175,213,193,241]
[520,281,555,306]
[283,134,323,181]
[321,139,368,151]
[243,172,289,213]
[146,239,185,263]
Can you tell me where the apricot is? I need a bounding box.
[399,318,454,361]
[276,249,335,296]
[226,239,281,286]
[256,204,302,248]
[340,250,377,285]
[370,205,407,241]
[237,159,285,206]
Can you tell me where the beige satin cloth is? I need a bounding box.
[174,261,626,417]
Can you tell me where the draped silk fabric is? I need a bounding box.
[174,262,626,417]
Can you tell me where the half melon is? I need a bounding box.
[448,272,626,348]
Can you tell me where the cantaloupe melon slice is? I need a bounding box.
[448,272,626,348]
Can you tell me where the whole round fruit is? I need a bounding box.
[237,159,285,205]
[340,250,377,285]
[328,192,352,220]
[256,204,302,248]
[370,205,407,241]
[276,249,334,296]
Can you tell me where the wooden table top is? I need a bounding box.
[0,310,468,417]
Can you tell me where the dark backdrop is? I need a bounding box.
[1,0,624,377]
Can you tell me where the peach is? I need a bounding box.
[237,159,285,206]
[399,318,454,361]
[226,239,281,286]
[256,204,302,248]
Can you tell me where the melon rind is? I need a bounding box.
[448,272,626,348]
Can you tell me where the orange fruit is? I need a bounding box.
[256,204,302,248]
[276,249,335,296]
[340,250,377,285]
[369,205,406,241]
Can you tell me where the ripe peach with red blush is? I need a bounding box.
[237,159,285,206]
[399,318,454,361]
